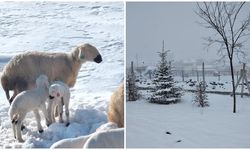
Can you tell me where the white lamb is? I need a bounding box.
[8,74,50,142]
[50,122,124,148]
[48,81,70,126]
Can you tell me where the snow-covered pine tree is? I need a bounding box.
[150,40,182,104]
[127,61,139,101]
[193,82,209,107]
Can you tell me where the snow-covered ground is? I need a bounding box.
[0,2,123,148]
[127,92,250,148]
[128,68,250,148]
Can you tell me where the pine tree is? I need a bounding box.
[193,82,209,107]
[150,41,182,104]
[127,61,139,101]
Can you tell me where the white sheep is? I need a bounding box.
[8,75,50,142]
[50,122,124,148]
[1,43,102,104]
[48,81,70,126]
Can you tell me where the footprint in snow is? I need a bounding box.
[176,140,182,143]
[165,131,171,135]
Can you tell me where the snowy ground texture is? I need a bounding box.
[127,75,250,148]
[0,2,123,148]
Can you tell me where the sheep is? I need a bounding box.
[50,84,124,148]
[48,81,70,126]
[50,122,124,148]
[8,74,50,142]
[1,43,102,104]
[83,128,124,148]
[108,83,124,128]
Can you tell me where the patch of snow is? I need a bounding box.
[0,1,123,148]
[127,92,250,148]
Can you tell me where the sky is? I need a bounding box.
[126,2,250,66]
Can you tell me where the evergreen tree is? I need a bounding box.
[150,41,182,104]
[193,82,209,107]
[127,61,139,101]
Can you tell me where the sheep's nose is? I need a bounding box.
[94,54,102,63]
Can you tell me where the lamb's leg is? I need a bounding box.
[40,103,50,127]
[12,123,16,139]
[47,100,54,124]
[10,89,26,131]
[51,101,56,123]
[33,109,43,133]
[58,99,64,123]
[16,115,25,143]
[64,100,70,127]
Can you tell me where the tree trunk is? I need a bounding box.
[230,59,236,113]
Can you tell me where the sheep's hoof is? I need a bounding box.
[65,123,70,127]
[38,129,44,133]
[46,123,51,127]
[21,125,26,131]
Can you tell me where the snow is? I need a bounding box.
[0,2,123,148]
[50,122,123,148]
[127,91,250,148]
[137,68,250,95]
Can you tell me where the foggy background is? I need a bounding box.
[126,2,250,66]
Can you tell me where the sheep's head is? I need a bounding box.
[49,84,62,99]
[36,74,49,89]
[73,43,102,63]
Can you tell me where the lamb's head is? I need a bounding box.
[49,84,62,99]
[72,43,102,64]
[36,74,49,89]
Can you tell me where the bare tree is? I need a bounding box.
[196,2,250,113]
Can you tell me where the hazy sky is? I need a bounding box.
[126,2,250,66]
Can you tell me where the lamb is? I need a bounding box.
[50,84,124,148]
[48,81,70,126]
[8,75,50,142]
[1,43,102,104]
[108,83,124,127]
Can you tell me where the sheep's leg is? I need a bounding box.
[47,100,54,124]
[51,101,56,123]
[10,89,26,131]
[4,89,10,104]
[16,122,24,143]
[15,115,25,143]
[58,99,64,123]
[40,103,50,127]
[12,123,16,139]
[33,109,43,133]
[9,90,18,104]
[64,100,70,127]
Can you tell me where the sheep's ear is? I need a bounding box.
[80,53,85,60]
[78,47,85,60]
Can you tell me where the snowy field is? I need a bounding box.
[0,2,123,148]
[127,92,250,148]
[128,69,250,148]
